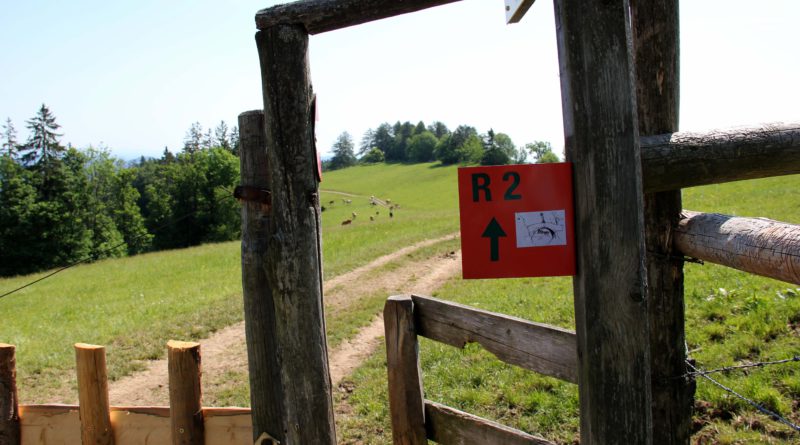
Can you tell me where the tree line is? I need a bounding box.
[0,104,241,277]
[325,120,559,170]
[0,108,559,277]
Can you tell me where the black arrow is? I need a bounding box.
[481,217,507,262]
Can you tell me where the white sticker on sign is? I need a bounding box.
[515,210,567,248]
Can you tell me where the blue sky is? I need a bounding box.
[2,0,799,161]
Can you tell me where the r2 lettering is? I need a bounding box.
[471,171,522,202]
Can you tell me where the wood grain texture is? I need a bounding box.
[0,343,20,445]
[675,210,800,285]
[18,405,252,445]
[256,0,462,34]
[641,122,800,192]
[424,400,555,445]
[255,25,336,444]
[167,341,204,445]
[631,0,693,443]
[411,294,577,383]
[384,295,427,445]
[75,343,115,444]
[238,109,286,443]
[553,0,653,443]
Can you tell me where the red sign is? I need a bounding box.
[458,163,575,279]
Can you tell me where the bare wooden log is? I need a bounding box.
[674,210,800,285]
[424,400,555,445]
[254,25,336,444]
[256,0,462,34]
[384,295,426,445]
[75,343,114,445]
[641,122,800,192]
[0,343,20,445]
[631,1,694,443]
[167,341,204,445]
[553,0,653,443]
[411,294,577,383]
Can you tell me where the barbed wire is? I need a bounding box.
[686,360,800,434]
[0,188,237,301]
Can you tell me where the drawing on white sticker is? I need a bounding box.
[515,210,567,248]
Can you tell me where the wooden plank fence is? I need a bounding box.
[385,294,574,445]
[0,342,253,445]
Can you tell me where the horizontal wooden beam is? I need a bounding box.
[410,294,577,383]
[641,122,800,192]
[18,405,252,445]
[674,210,800,285]
[256,0,462,34]
[424,400,555,445]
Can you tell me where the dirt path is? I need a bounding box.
[107,234,461,406]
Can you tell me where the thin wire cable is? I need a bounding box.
[686,356,800,377]
[0,188,236,301]
[687,360,800,433]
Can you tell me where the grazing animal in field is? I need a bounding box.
[329,200,335,205]
[370,216,374,222]
[321,206,326,212]
[390,211,394,218]
[352,212,357,219]
[341,219,352,226]
[343,199,352,205]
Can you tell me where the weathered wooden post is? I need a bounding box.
[167,340,204,445]
[553,0,653,443]
[631,1,693,442]
[384,295,427,445]
[238,23,336,444]
[0,343,20,445]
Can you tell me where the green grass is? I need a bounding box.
[319,163,460,277]
[0,162,460,402]
[338,175,800,444]
[2,163,798,444]
[189,237,463,408]
[0,242,244,399]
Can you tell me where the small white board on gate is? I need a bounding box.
[505,0,535,24]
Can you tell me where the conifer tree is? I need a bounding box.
[214,120,231,151]
[19,104,64,167]
[1,117,18,158]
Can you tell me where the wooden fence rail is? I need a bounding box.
[641,122,800,192]
[675,210,800,285]
[385,294,574,445]
[0,341,253,445]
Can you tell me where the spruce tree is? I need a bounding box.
[20,104,64,168]
[214,120,231,151]
[1,117,18,159]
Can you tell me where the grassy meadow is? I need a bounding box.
[0,162,459,401]
[335,175,800,444]
[1,162,798,444]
